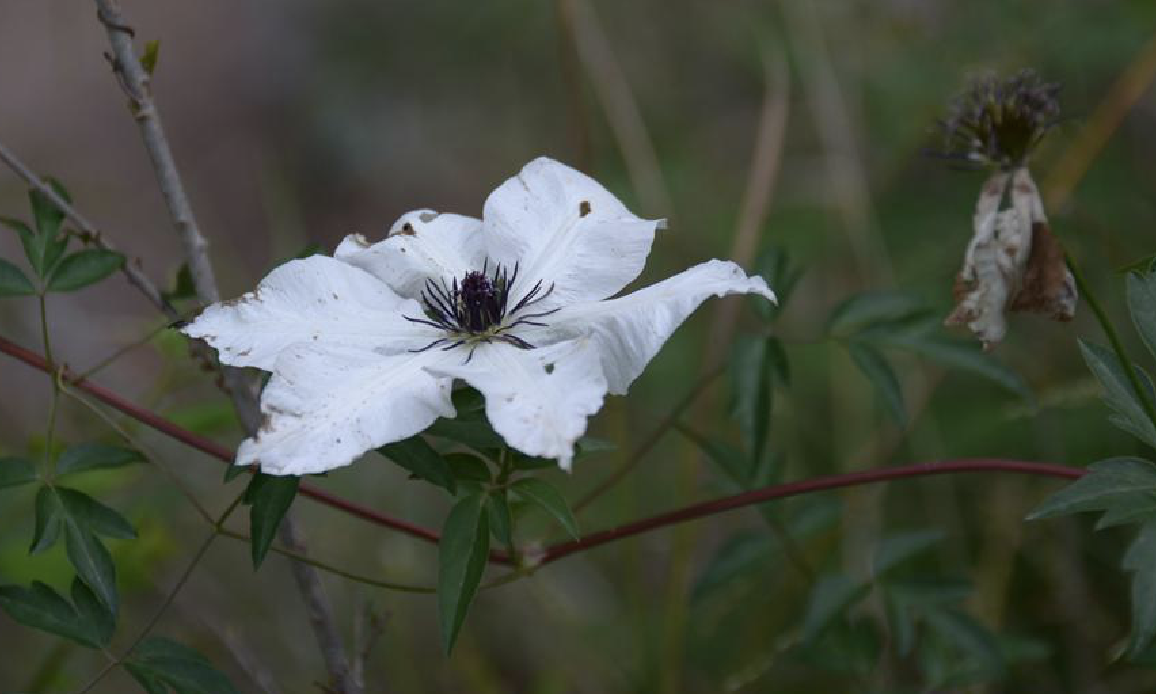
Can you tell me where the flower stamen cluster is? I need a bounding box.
[404,260,558,361]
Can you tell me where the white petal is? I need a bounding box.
[336,210,485,300]
[531,259,775,395]
[183,255,437,370]
[427,340,608,470]
[482,157,662,309]
[237,345,456,475]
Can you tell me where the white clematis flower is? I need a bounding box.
[185,157,775,474]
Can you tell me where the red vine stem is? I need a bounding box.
[539,460,1083,564]
[0,335,1085,570]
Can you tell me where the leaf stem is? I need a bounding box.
[37,293,61,479]
[73,491,246,694]
[60,382,215,525]
[573,363,725,513]
[216,528,434,594]
[1066,251,1156,426]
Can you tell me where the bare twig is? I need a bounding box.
[351,603,386,690]
[278,517,355,693]
[0,140,178,319]
[92,0,220,307]
[89,3,354,687]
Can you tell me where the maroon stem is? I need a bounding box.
[0,335,1087,570]
[539,459,1084,564]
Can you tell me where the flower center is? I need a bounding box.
[404,261,558,361]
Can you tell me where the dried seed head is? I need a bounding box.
[937,69,1061,170]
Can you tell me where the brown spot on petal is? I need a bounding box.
[260,413,274,433]
[579,200,592,217]
[1009,222,1077,321]
[398,222,416,236]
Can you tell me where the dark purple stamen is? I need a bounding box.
[405,261,558,357]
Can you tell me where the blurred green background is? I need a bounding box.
[2,0,1156,691]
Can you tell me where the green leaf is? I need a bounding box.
[162,263,197,303]
[923,609,1005,677]
[0,581,99,648]
[29,186,66,238]
[1125,520,1156,657]
[752,245,800,321]
[880,334,1032,401]
[676,423,751,490]
[730,335,775,462]
[1129,270,1156,363]
[511,478,579,540]
[1119,254,1156,275]
[0,456,37,489]
[438,494,490,654]
[510,452,555,471]
[57,487,137,540]
[847,341,906,425]
[1028,457,1156,520]
[57,443,143,476]
[486,493,513,547]
[71,577,115,647]
[692,531,773,602]
[0,257,35,296]
[26,185,70,277]
[576,436,617,459]
[445,453,491,483]
[427,415,504,451]
[126,636,242,694]
[141,40,161,76]
[243,473,300,569]
[1079,340,1156,447]
[871,529,944,577]
[47,249,124,292]
[826,290,930,337]
[64,522,117,613]
[30,485,63,554]
[379,437,456,493]
[800,573,871,642]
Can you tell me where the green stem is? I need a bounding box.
[37,292,60,478]
[61,383,215,524]
[216,528,434,594]
[1067,252,1156,426]
[73,491,247,694]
